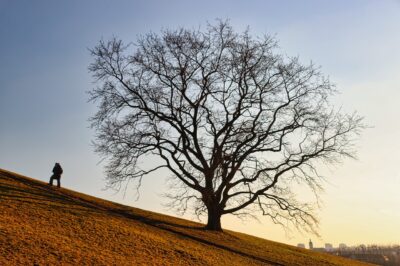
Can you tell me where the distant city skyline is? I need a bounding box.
[1,0,400,246]
[298,240,400,249]
[298,241,400,265]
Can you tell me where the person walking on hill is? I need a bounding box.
[49,163,63,188]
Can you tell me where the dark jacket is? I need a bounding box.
[52,163,63,176]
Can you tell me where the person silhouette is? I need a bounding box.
[49,163,63,188]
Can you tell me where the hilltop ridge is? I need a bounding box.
[0,168,372,265]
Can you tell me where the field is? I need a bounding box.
[0,168,372,265]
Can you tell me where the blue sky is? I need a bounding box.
[1,0,400,246]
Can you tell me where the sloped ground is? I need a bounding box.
[0,168,372,265]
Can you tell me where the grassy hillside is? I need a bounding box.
[0,168,372,266]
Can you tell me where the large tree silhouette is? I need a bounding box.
[89,21,363,232]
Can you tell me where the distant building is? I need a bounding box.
[309,239,313,250]
[325,243,333,251]
[306,240,329,253]
[297,243,305,248]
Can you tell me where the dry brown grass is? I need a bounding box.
[0,168,373,265]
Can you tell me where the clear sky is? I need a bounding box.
[1,0,399,247]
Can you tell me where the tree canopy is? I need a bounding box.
[89,21,363,232]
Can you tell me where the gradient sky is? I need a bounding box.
[1,0,400,247]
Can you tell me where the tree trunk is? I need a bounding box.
[205,207,222,231]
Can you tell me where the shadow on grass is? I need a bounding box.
[0,169,282,266]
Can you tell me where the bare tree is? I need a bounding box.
[89,21,363,232]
